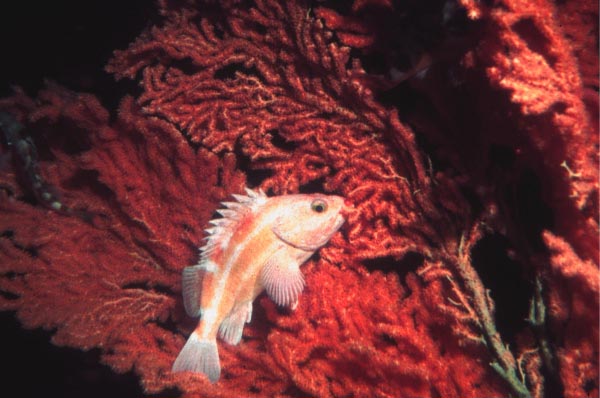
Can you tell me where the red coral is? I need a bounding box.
[0,0,597,397]
[543,231,599,398]
[479,0,599,261]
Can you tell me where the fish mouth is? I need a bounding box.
[333,212,346,231]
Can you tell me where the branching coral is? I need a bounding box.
[0,0,597,397]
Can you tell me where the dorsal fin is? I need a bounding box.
[197,187,267,269]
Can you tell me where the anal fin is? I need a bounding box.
[218,301,252,345]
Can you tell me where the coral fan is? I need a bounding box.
[0,0,597,397]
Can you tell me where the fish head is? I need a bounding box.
[270,193,347,251]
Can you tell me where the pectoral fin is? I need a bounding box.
[260,250,306,307]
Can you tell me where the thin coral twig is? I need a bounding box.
[452,230,532,398]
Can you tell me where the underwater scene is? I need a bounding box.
[0,0,597,397]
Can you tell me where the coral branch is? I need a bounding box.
[447,229,531,398]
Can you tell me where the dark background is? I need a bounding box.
[0,0,154,103]
[0,1,158,396]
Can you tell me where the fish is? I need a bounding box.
[172,187,347,382]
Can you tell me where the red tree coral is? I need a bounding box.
[0,0,597,397]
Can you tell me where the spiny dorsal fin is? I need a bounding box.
[197,187,267,268]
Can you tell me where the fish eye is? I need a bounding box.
[310,199,327,213]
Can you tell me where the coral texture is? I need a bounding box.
[0,0,597,397]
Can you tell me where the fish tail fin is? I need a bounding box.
[172,332,221,383]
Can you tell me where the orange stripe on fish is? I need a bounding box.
[172,188,347,382]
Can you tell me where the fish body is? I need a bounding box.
[172,188,346,382]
